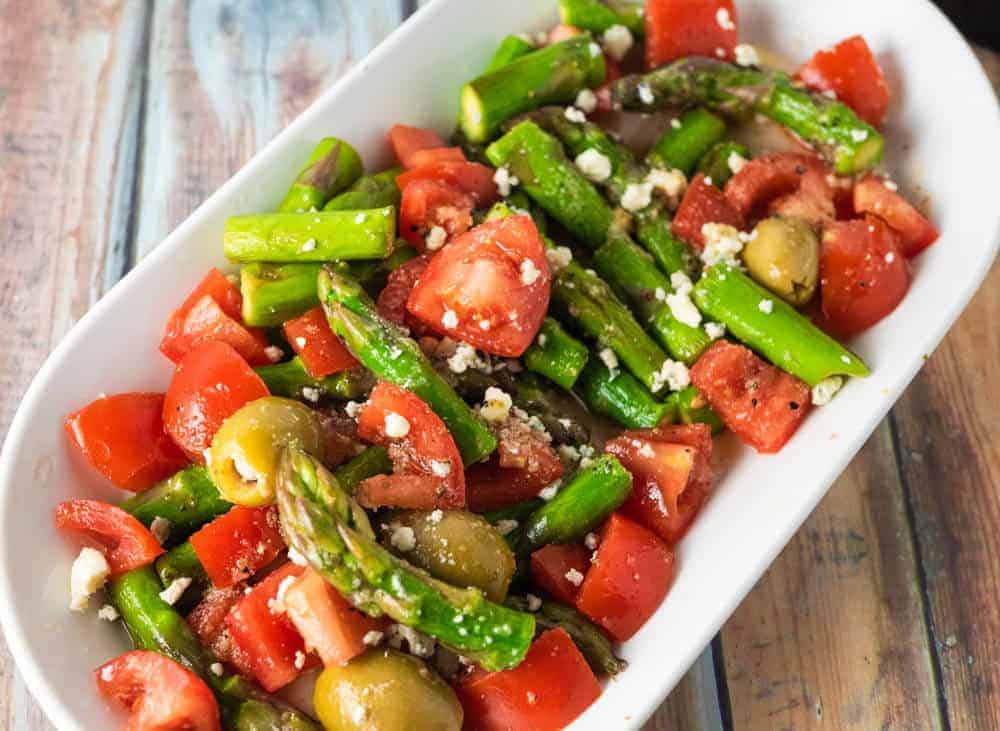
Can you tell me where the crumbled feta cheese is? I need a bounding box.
[210,662,224,676]
[537,333,548,347]
[700,223,744,268]
[670,270,694,295]
[300,238,317,253]
[526,594,543,612]
[441,309,459,329]
[705,322,726,340]
[734,43,760,67]
[294,651,306,670]
[638,442,656,458]
[389,525,416,552]
[70,547,110,612]
[884,179,899,191]
[564,106,587,124]
[545,246,573,272]
[275,575,296,610]
[715,47,726,58]
[850,128,869,142]
[388,624,436,657]
[651,359,691,393]
[637,82,655,105]
[758,298,774,314]
[557,444,580,463]
[885,251,896,263]
[822,88,838,100]
[97,604,119,622]
[621,182,653,212]
[150,516,171,545]
[670,117,682,129]
[363,630,384,646]
[430,460,452,477]
[666,290,702,327]
[728,152,748,175]
[493,166,519,198]
[538,481,561,501]
[601,24,633,61]
[588,41,602,57]
[520,258,541,285]
[447,342,482,374]
[294,336,307,348]
[344,400,362,418]
[480,386,513,423]
[646,167,687,198]
[478,319,491,331]
[575,88,598,114]
[716,7,736,29]
[495,519,519,536]
[425,225,447,251]
[564,568,585,586]
[584,532,599,550]
[300,386,320,403]
[384,411,411,439]
[811,376,844,406]
[264,345,284,363]
[598,348,619,377]
[100,665,115,682]
[574,148,612,183]
[159,577,192,606]
[654,287,667,302]
[704,176,714,186]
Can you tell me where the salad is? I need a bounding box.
[54,1,939,729]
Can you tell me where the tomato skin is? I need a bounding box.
[456,628,602,731]
[396,162,500,207]
[283,566,387,667]
[406,146,466,168]
[162,341,270,463]
[689,341,812,453]
[672,173,745,249]
[575,513,676,642]
[853,175,939,257]
[607,423,713,545]
[723,153,833,225]
[796,35,890,127]
[283,307,359,378]
[399,178,475,249]
[189,506,285,588]
[819,216,911,336]
[530,543,591,604]
[55,500,164,575]
[64,393,188,492]
[466,422,564,512]
[187,585,255,678]
[226,563,317,692]
[645,0,738,69]
[388,124,448,168]
[376,254,432,334]
[406,216,550,357]
[356,382,465,509]
[95,650,220,731]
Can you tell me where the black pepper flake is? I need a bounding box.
[750,398,758,407]
[789,401,800,410]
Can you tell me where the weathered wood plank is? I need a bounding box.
[0,2,151,728]
[719,422,942,729]
[132,0,404,255]
[645,648,725,731]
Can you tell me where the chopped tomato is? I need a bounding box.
[388,124,449,169]
[819,216,911,336]
[162,341,269,463]
[689,340,812,452]
[64,392,188,492]
[466,422,564,512]
[397,162,499,207]
[95,650,220,731]
[226,563,317,692]
[399,178,475,249]
[796,35,890,127]
[162,268,243,334]
[456,628,602,731]
[607,423,713,545]
[356,382,465,509]
[55,500,164,575]
[672,173,745,249]
[355,474,452,511]
[645,0,737,69]
[548,24,581,44]
[189,506,285,588]
[187,585,254,678]
[283,307,359,378]
[530,543,592,604]
[376,254,432,335]
[723,153,833,224]
[853,175,939,257]
[283,566,386,667]
[406,146,466,168]
[575,513,676,642]
[406,216,550,356]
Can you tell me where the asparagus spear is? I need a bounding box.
[333,445,393,494]
[558,0,645,35]
[318,267,497,465]
[484,498,546,527]
[323,168,402,212]
[224,208,396,263]
[647,108,727,175]
[155,541,210,610]
[121,466,231,544]
[240,263,321,327]
[519,454,632,552]
[109,567,320,730]
[277,447,535,670]
[278,138,364,213]
[635,215,698,279]
[486,120,613,248]
[254,357,374,402]
[522,317,590,389]
[697,140,750,187]
[692,264,870,386]
[486,35,536,72]
[506,595,626,675]
[612,58,883,174]
[461,35,606,143]
[575,357,673,429]
[667,385,725,433]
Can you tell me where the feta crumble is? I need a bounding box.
[150,516,171,545]
[621,182,654,212]
[210,662,224,677]
[389,525,416,552]
[441,309,459,329]
[811,376,844,406]
[159,577,192,606]
[294,651,306,670]
[646,167,687,198]
[363,630,384,646]
[598,348,619,377]
[480,386,513,423]
[584,532,599,550]
[670,117,682,129]
[97,604,119,622]
[538,481,561,501]
[344,400,363,418]
[666,290,702,327]
[520,258,541,285]
[493,166,519,197]
[700,223,745,268]
[545,246,573,272]
[705,322,726,340]
[734,43,760,67]
[430,460,452,477]
[264,345,284,363]
[564,568,585,586]
[651,359,690,393]
[295,336,307,349]
[670,270,694,295]
[526,594,543,612]
[70,547,110,612]
[384,411,411,438]
[758,298,774,314]
[575,148,612,183]
[495,519,519,536]
[425,225,447,251]
[728,151,748,175]
[300,238,317,253]
[637,82,655,105]
[575,88,598,114]
[884,179,899,191]
[300,386,321,403]
[601,24,633,61]
[716,7,736,30]
[564,106,587,124]
[850,128,869,142]
[288,546,308,566]
[447,342,482,374]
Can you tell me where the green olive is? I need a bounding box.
[380,511,515,602]
[742,216,820,306]
[314,648,463,731]
[209,396,325,507]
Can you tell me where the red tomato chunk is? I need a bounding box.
[645,0,738,69]
[853,175,939,257]
[723,153,833,225]
[673,173,745,249]
[388,124,449,169]
[466,421,564,512]
[796,35,890,127]
[189,505,285,588]
[530,543,592,605]
[187,585,255,678]
[283,307,359,378]
[55,500,164,575]
[399,178,475,250]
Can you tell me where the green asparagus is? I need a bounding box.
[460,35,606,143]
[667,385,725,433]
[647,108,727,175]
[278,138,364,213]
[254,357,374,402]
[697,140,750,186]
[575,357,673,429]
[635,214,698,278]
[558,0,645,35]
[318,267,497,465]
[276,447,535,670]
[120,466,231,544]
[486,35,536,72]
[522,317,590,389]
[240,263,322,327]
[155,541,210,609]
[692,264,870,385]
[224,208,396,263]
[323,168,402,212]
[333,445,392,494]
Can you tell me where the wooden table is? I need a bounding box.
[0,3,996,728]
